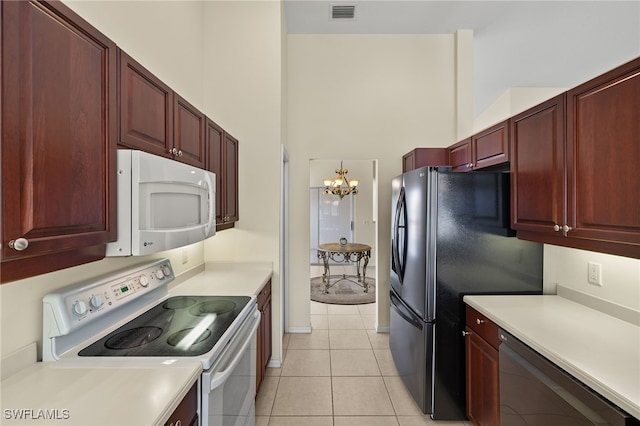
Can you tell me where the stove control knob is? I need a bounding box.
[155,270,165,280]
[139,276,150,288]
[89,294,103,309]
[162,265,172,276]
[72,300,88,316]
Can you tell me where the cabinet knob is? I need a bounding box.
[476,318,484,325]
[562,225,572,235]
[177,149,183,157]
[8,238,29,251]
[553,224,561,232]
[462,331,470,337]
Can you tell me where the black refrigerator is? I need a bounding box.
[389,166,543,420]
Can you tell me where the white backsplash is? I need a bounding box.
[544,244,640,312]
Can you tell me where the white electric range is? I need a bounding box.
[42,258,259,426]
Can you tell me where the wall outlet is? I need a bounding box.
[588,261,602,286]
[182,249,188,264]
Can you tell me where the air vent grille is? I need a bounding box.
[331,5,356,20]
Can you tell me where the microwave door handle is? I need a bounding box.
[205,171,216,235]
[209,311,260,391]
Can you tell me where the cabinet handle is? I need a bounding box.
[553,224,561,232]
[177,149,183,157]
[562,225,572,236]
[476,318,484,325]
[462,331,470,337]
[9,238,29,251]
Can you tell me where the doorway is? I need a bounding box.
[309,159,378,309]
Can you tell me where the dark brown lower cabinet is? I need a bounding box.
[165,382,198,426]
[465,305,500,426]
[256,279,272,392]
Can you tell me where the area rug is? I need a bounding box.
[310,275,376,305]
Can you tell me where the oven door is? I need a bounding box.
[202,309,260,426]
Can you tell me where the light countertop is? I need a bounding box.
[464,293,640,420]
[1,262,272,425]
[171,262,272,297]
[0,358,202,426]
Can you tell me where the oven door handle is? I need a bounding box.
[209,311,260,391]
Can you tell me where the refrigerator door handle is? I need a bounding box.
[390,290,423,330]
[392,187,407,283]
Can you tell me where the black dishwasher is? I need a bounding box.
[498,329,639,426]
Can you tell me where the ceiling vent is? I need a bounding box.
[331,4,356,20]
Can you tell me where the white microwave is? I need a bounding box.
[106,150,216,256]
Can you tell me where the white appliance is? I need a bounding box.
[107,150,216,256]
[42,259,259,426]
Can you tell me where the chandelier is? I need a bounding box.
[323,161,359,198]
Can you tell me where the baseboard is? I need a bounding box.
[286,326,312,333]
[268,359,282,368]
[376,326,390,333]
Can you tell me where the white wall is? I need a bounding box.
[544,246,640,312]
[287,34,459,330]
[473,1,640,118]
[64,0,205,109]
[201,1,285,363]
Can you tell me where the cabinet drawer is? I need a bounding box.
[466,305,500,349]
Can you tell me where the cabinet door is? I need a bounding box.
[223,133,239,224]
[164,383,198,426]
[206,119,225,225]
[174,94,205,168]
[510,95,566,235]
[1,0,116,283]
[465,327,500,426]
[448,138,472,172]
[567,58,640,246]
[402,148,448,172]
[118,50,173,158]
[472,120,509,169]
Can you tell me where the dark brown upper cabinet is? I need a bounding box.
[448,138,473,172]
[471,120,510,169]
[119,50,173,158]
[206,119,239,230]
[510,94,566,237]
[174,94,206,168]
[118,50,205,168]
[565,57,640,251]
[511,56,640,258]
[447,121,510,172]
[402,148,448,172]
[1,0,117,283]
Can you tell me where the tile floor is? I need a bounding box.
[255,288,473,425]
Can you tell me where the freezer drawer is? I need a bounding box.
[389,290,433,414]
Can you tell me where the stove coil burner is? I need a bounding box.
[163,297,197,310]
[189,300,236,316]
[167,328,213,347]
[104,326,163,350]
